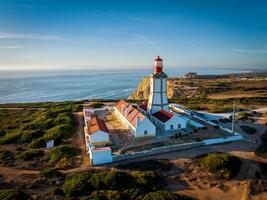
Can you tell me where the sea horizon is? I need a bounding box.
[0,67,260,104]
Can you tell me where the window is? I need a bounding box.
[144,130,148,135]
[170,125,174,130]
[178,124,181,129]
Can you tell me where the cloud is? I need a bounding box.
[0,32,63,41]
[230,49,267,53]
[129,34,160,52]
[0,45,24,49]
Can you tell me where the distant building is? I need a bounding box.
[182,72,198,79]
[114,100,156,138]
[87,116,110,146]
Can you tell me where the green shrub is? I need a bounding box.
[54,113,73,126]
[198,152,241,179]
[236,112,253,120]
[0,189,29,200]
[16,149,44,161]
[0,131,6,137]
[103,170,134,189]
[132,171,159,189]
[240,125,257,135]
[142,190,193,200]
[89,102,105,108]
[62,172,91,197]
[19,129,44,143]
[44,125,73,144]
[85,190,127,200]
[29,137,46,148]
[0,132,22,145]
[39,168,62,178]
[48,145,77,163]
[0,150,14,167]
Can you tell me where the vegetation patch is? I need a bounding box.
[142,190,194,200]
[236,112,253,120]
[48,145,78,169]
[0,189,29,200]
[16,149,44,161]
[0,150,14,167]
[197,152,241,179]
[0,103,78,146]
[39,168,63,179]
[255,130,267,159]
[240,125,257,135]
[62,169,163,198]
[249,179,267,195]
[89,102,105,108]
[119,159,173,172]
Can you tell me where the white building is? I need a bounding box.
[147,56,169,114]
[114,100,156,138]
[89,146,112,165]
[87,116,110,146]
[149,109,188,131]
[139,56,189,133]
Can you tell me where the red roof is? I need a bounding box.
[154,55,163,61]
[152,109,173,123]
[139,103,147,111]
[89,116,109,135]
[115,100,145,128]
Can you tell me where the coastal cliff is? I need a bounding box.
[128,77,199,100]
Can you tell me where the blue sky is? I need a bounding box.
[0,0,267,70]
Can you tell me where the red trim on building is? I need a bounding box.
[152,109,173,123]
[154,55,163,61]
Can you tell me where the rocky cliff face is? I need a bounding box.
[128,77,198,100]
[128,77,200,100]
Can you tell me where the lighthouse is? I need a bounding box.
[147,56,169,114]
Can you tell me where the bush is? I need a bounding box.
[0,150,14,167]
[89,102,105,108]
[142,190,193,200]
[62,172,91,197]
[240,125,257,135]
[0,132,22,145]
[48,145,77,163]
[16,149,44,161]
[39,168,62,178]
[198,152,241,179]
[44,125,73,144]
[19,130,44,143]
[0,131,6,137]
[0,189,29,200]
[236,112,253,120]
[249,179,267,195]
[103,170,134,189]
[29,137,46,148]
[132,171,159,189]
[85,190,127,200]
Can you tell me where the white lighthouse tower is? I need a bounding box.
[147,56,169,114]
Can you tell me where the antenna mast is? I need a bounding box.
[232,100,236,135]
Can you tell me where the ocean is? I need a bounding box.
[0,68,244,103]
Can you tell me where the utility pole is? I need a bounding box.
[232,101,236,135]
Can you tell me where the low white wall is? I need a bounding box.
[203,135,243,145]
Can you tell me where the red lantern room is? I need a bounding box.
[154,56,163,73]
